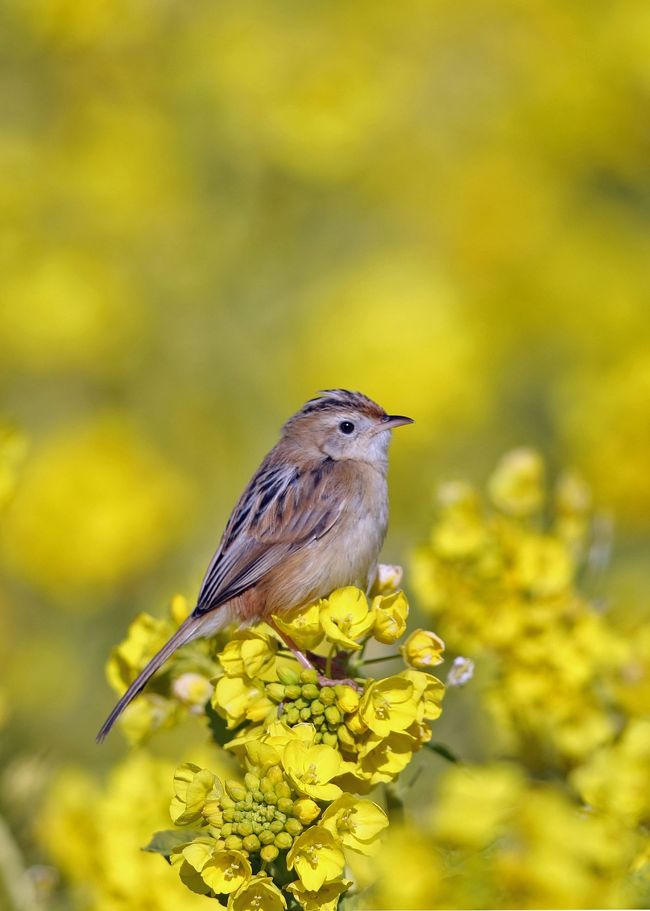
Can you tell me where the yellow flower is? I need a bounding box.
[286,878,351,911]
[286,826,345,890]
[197,849,251,894]
[358,676,418,737]
[431,481,486,559]
[487,448,545,516]
[281,742,342,801]
[321,794,388,854]
[357,731,415,784]
[514,534,573,597]
[170,763,221,825]
[213,676,273,728]
[172,673,213,710]
[372,591,409,645]
[263,720,317,752]
[272,602,323,651]
[106,612,175,695]
[320,587,375,650]
[219,631,277,680]
[401,629,445,669]
[229,874,286,911]
[401,669,445,721]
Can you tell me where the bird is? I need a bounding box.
[96,389,413,741]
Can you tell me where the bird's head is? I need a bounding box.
[283,389,413,466]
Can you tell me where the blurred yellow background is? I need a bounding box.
[1,0,649,908]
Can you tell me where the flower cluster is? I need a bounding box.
[130,579,445,907]
[412,448,628,768]
[212,587,444,791]
[155,737,388,909]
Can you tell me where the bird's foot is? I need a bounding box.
[317,674,363,693]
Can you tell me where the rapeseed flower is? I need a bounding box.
[286,826,345,890]
[319,586,376,650]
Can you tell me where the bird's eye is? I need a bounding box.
[339,420,355,435]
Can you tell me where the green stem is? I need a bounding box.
[362,653,402,666]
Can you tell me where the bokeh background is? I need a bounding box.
[1,0,649,908]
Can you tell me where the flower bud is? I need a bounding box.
[203,799,223,826]
[310,700,325,715]
[285,707,300,725]
[276,782,291,799]
[224,835,243,851]
[269,820,284,834]
[300,668,319,685]
[284,817,303,837]
[372,591,409,644]
[260,845,279,862]
[299,706,311,721]
[222,807,235,823]
[335,685,360,713]
[322,731,338,747]
[346,712,367,735]
[320,686,336,705]
[265,683,286,703]
[277,666,300,686]
[337,725,356,749]
[275,832,293,850]
[324,705,341,726]
[244,773,260,791]
[259,830,275,845]
[285,685,302,701]
[220,795,235,810]
[221,823,233,837]
[225,780,247,802]
[265,766,283,785]
[292,798,320,825]
[277,797,294,815]
[401,629,445,669]
[242,834,261,853]
[237,821,253,837]
[301,683,320,700]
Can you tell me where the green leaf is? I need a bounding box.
[425,741,461,764]
[143,829,204,857]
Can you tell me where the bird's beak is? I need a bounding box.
[382,414,415,430]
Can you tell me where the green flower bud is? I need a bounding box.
[313,715,324,728]
[237,821,253,837]
[285,685,302,701]
[285,817,303,837]
[259,830,275,845]
[224,835,243,851]
[221,823,233,837]
[220,795,235,810]
[275,832,293,850]
[325,705,342,726]
[310,700,325,715]
[314,732,323,743]
[300,668,319,685]
[226,780,247,802]
[222,807,236,822]
[269,819,284,834]
[260,845,279,862]
[277,666,300,686]
[277,797,293,815]
[320,686,336,705]
[264,791,278,806]
[253,789,265,803]
[301,683,320,700]
[285,707,300,725]
[242,834,261,853]
[322,731,338,747]
[299,706,312,721]
[265,683,286,703]
[244,773,260,791]
[276,782,291,799]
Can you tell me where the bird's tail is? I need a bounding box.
[96,612,208,743]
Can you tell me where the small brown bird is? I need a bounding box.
[97,389,413,741]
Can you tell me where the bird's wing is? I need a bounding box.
[193,456,344,615]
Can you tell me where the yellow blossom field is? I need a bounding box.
[1,1,649,910]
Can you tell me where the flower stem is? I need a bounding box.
[362,653,402,666]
